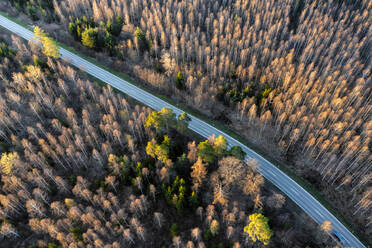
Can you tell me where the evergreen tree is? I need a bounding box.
[146,136,170,164]
[81,27,98,49]
[229,146,246,160]
[176,192,184,216]
[197,140,215,163]
[188,191,198,210]
[145,111,165,133]
[177,112,191,133]
[112,16,124,36]
[244,213,273,245]
[170,223,179,237]
[68,22,78,40]
[175,72,185,90]
[135,27,145,41]
[104,31,114,53]
[213,135,228,156]
[146,139,157,158]
[33,26,60,58]
[159,108,177,132]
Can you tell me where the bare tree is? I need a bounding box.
[191,227,201,241]
[153,212,164,229]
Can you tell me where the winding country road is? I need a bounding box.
[0,14,365,248]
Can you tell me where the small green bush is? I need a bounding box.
[170,223,179,237]
[203,229,212,241]
[70,226,83,242]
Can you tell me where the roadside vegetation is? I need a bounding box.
[0,32,338,247]
[0,0,371,244]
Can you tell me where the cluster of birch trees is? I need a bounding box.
[0,34,335,247]
[46,0,372,233]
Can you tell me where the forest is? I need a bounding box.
[0,31,338,247]
[0,0,371,244]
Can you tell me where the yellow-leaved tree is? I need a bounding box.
[213,135,228,156]
[145,136,170,164]
[210,219,220,236]
[64,198,76,208]
[244,213,273,245]
[0,152,19,175]
[33,26,61,58]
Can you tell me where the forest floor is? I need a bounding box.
[0,5,369,246]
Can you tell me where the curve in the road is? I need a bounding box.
[0,14,364,248]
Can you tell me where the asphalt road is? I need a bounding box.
[0,14,365,248]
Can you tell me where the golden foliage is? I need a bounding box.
[33,26,61,58]
[0,152,19,175]
[244,213,273,245]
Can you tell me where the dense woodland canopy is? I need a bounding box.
[0,33,338,247]
[0,0,372,244]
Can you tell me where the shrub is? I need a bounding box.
[170,223,179,237]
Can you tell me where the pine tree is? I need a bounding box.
[135,27,146,41]
[145,111,164,133]
[104,31,114,53]
[81,27,98,49]
[146,139,157,158]
[177,112,191,133]
[244,213,273,245]
[112,16,124,36]
[197,140,215,164]
[155,142,169,164]
[229,146,246,160]
[175,72,185,90]
[176,193,184,216]
[33,26,60,58]
[188,191,198,210]
[213,135,228,156]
